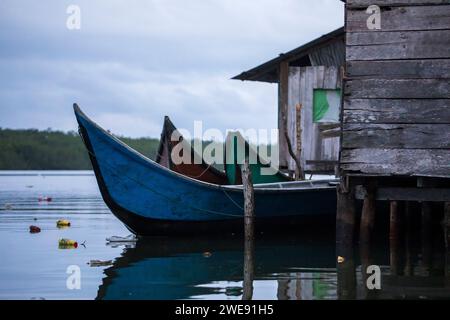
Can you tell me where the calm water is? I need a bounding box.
[0,171,449,300]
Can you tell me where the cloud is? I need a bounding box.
[0,0,343,138]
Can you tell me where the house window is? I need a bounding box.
[313,89,341,123]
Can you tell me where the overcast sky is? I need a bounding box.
[0,0,343,139]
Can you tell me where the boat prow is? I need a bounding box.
[73,103,338,236]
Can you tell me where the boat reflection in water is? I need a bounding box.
[97,226,450,300]
[96,233,338,300]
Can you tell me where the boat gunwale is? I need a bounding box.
[73,104,338,193]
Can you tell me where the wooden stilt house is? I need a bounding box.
[337,0,450,250]
[233,27,345,176]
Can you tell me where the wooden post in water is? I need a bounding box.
[444,202,450,280]
[360,185,376,244]
[336,184,356,252]
[390,201,401,275]
[404,201,414,276]
[282,106,304,181]
[242,158,255,242]
[336,184,356,299]
[295,103,305,180]
[421,202,432,274]
[241,158,255,300]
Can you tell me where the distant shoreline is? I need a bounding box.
[0,170,94,176]
[0,128,159,170]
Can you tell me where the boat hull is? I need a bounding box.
[74,105,337,236]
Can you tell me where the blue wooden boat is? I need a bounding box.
[74,104,338,236]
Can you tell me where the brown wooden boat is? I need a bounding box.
[155,116,229,184]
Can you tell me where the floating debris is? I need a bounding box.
[88,260,113,267]
[26,185,34,188]
[38,196,52,202]
[4,203,13,210]
[106,242,136,249]
[203,251,212,258]
[337,256,345,264]
[106,234,137,243]
[56,219,71,228]
[225,286,243,296]
[58,238,78,249]
[29,225,41,233]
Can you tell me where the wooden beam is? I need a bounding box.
[346,0,450,8]
[347,5,450,32]
[341,148,450,177]
[347,30,450,61]
[347,59,450,79]
[345,78,450,99]
[355,185,450,202]
[342,124,450,149]
[343,98,450,124]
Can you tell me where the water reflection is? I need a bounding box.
[337,228,450,300]
[96,234,337,300]
[98,229,450,300]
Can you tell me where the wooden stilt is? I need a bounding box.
[360,186,376,244]
[444,202,450,280]
[336,184,356,253]
[241,158,254,300]
[404,201,413,276]
[421,202,432,274]
[390,201,401,275]
[337,250,356,300]
[445,202,450,249]
[336,183,356,299]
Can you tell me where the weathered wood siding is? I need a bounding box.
[342,0,450,177]
[309,38,346,67]
[287,66,341,172]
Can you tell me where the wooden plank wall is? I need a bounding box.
[342,0,450,177]
[309,38,346,67]
[287,66,341,172]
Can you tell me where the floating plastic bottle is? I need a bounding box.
[56,219,71,228]
[58,238,78,249]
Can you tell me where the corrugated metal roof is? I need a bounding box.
[232,27,344,83]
